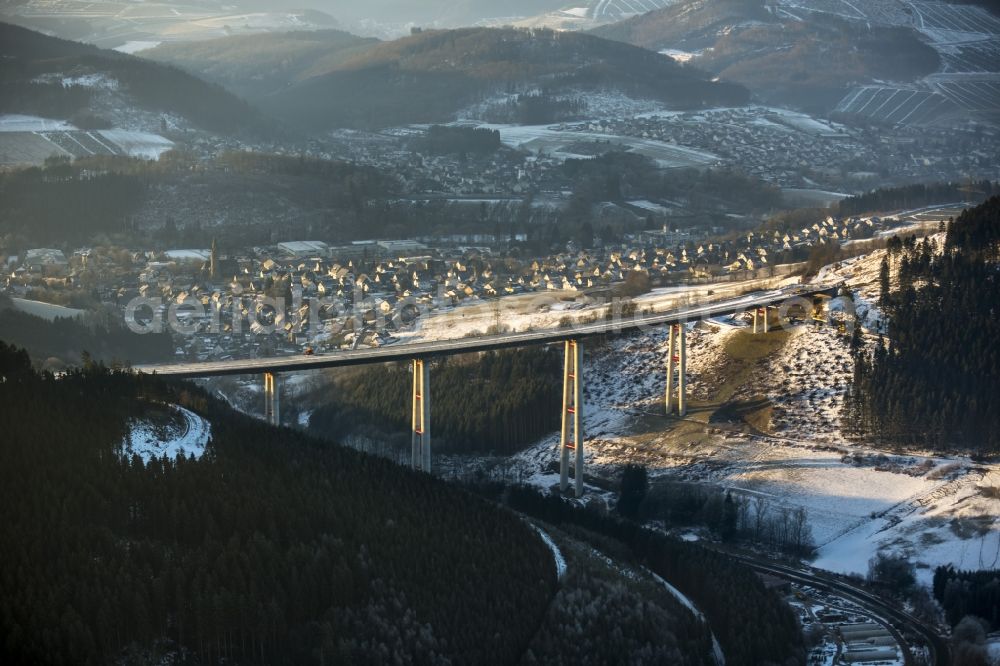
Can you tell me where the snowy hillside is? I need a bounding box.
[122,404,211,463]
[491,223,997,583]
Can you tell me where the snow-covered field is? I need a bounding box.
[97,129,174,159]
[475,122,720,167]
[122,404,211,464]
[114,41,161,54]
[0,114,77,132]
[0,115,174,164]
[816,461,1000,583]
[11,298,85,321]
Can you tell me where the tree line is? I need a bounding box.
[836,181,999,217]
[842,196,1000,451]
[411,125,502,155]
[0,159,146,245]
[934,565,1000,630]
[308,347,563,455]
[0,304,173,368]
[639,480,815,557]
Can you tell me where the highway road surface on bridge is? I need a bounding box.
[135,285,838,379]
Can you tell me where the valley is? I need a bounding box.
[2,1,999,663]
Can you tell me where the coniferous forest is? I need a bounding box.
[0,342,558,665]
[843,196,1000,451]
[934,565,1000,630]
[0,304,173,367]
[485,484,807,666]
[308,348,563,455]
[836,181,999,218]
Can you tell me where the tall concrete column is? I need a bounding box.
[763,307,770,334]
[263,372,272,424]
[752,308,760,334]
[560,341,571,492]
[678,326,687,417]
[665,324,677,414]
[421,360,431,473]
[263,372,280,426]
[573,341,584,499]
[411,360,419,468]
[560,340,584,497]
[411,359,431,472]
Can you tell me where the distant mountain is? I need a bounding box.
[592,0,770,52]
[239,0,570,26]
[591,0,940,112]
[163,26,748,130]
[0,22,265,135]
[0,2,343,48]
[144,29,380,100]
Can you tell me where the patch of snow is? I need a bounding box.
[648,569,725,665]
[0,114,77,132]
[659,48,701,63]
[531,524,567,580]
[122,405,211,464]
[10,298,85,321]
[114,41,161,54]
[97,130,174,159]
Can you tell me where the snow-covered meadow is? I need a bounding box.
[122,405,211,464]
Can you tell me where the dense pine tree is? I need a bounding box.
[843,196,1000,451]
[309,348,562,455]
[0,343,557,664]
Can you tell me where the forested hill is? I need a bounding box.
[231,0,568,25]
[843,196,1000,451]
[237,27,748,130]
[144,29,381,100]
[837,181,1000,218]
[0,342,557,664]
[592,0,772,52]
[0,23,266,135]
[591,0,939,111]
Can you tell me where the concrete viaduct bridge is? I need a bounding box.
[135,285,840,497]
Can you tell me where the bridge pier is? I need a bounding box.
[753,307,773,334]
[411,359,431,472]
[665,324,687,417]
[263,372,281,426]
[559,340,584,498]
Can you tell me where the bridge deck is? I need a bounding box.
[134,286,836,378]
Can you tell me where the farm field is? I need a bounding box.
[477,122,721,167]
[834,86,959,125]
[590,0,678,20]
[0,116,174,165]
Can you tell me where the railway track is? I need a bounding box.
[723,552,950,666]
